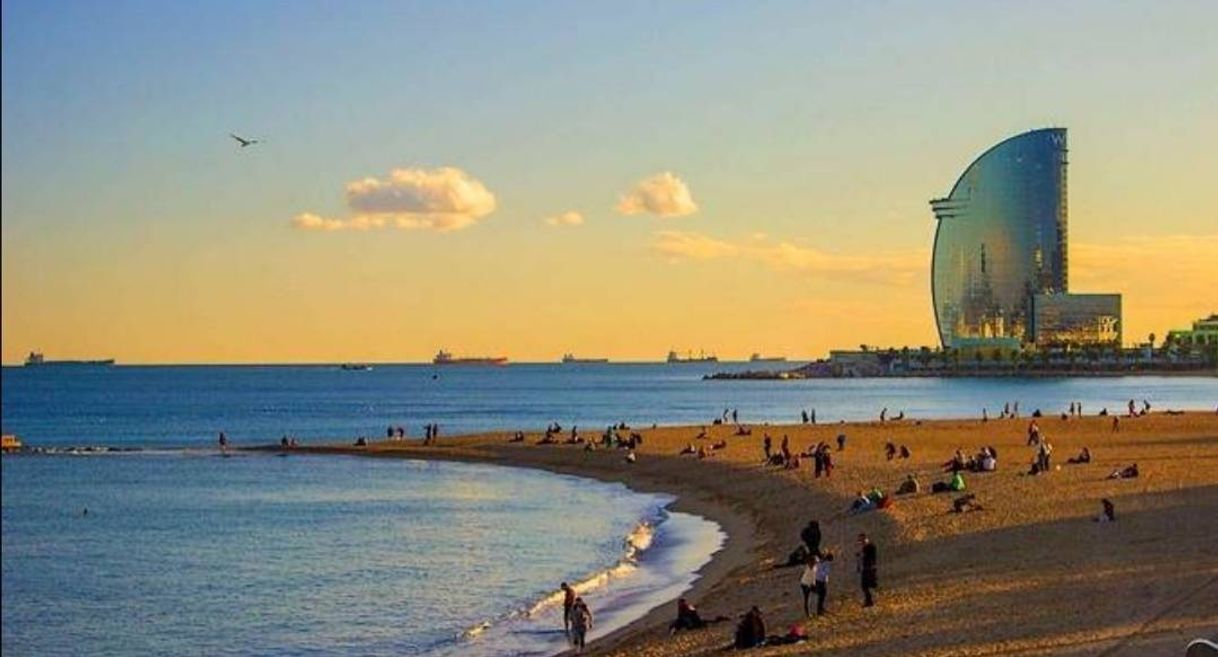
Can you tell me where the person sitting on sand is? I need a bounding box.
[896,474,920,495]
[734,606,767,649]
[885,442,897,461]
[932,471,965,493]
[1067,447,1092,464]
[952,493,982,513]
[944,449,967,473]
[712,439,728,451]
[624,451,637,464]
[680,443,697,456]
[850,490,874,513]
[669,597,705,632]
[1095,498,1116,522]
[785,455,801,470]
[899,444,911,459]
[979,447,997,472]
[510,431,526,443]
[1108,463,1139,479]
[736,425,752,436]
[696,426,708,440]
[538,433,558,445]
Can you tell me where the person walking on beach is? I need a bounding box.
[560,582,575,636]
[218,431,229,454]
[856,533,878,608]
[569,597,592,652]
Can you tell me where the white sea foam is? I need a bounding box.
[459,509,666,641]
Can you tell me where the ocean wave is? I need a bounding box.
[457,506,668,641]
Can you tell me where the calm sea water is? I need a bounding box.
[1,453,722,657]
[2,363,1216,447]
[2,365,1214,657]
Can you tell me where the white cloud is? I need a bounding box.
[651,230,927,286]
[616,172,698,218]
[544,211,585,227]
[293,166,496,232]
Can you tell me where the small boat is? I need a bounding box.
[434,350,508,366]
[25,351,114,367]
[562,353,609,364]
[340,363,373,371]
[749,353,788,363]
[667,350,718,363]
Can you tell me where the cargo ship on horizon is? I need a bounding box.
[666,350,718,364]
[561,353,609,364]
[24,352,115,367]
[749,353,788,363]
[433,350,508,366]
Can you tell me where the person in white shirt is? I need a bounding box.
[799,554,818,617]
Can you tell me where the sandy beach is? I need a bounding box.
[295,411,1218,656]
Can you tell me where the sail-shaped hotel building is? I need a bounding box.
[930,128,1121,349]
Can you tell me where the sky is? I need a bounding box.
[2,0,1216,364]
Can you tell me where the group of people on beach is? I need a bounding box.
[669,528,877,650]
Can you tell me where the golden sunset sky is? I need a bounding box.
[2,2,1215,363]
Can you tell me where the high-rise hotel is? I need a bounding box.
[930,128,1121,350]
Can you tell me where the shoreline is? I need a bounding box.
[286,411,1218,656]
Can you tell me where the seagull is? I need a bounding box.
[229,133,261,148]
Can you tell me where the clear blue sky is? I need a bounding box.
[3,1,1216,362]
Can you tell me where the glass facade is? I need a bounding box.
[930,128,1069,347]
[1031,293,1122,346]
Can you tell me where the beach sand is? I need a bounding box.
[296,411,1218,656]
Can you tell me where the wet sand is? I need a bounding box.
[295,411,1218,656]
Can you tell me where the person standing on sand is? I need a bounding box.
[857,533,878,607]
[763,435,773,462]
[561,582,575,636]
[814,551,833,615]
[570,597,592,652]
[800,520,822,555]
[799,554,818,617]
[218,431,228,454]
[781,435,791,465]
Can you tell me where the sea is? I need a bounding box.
[2,363,1216,657]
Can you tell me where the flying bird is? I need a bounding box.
[229,133,261,148]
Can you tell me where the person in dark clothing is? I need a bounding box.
[560,582,575,635]
[857,533,878,607]
[669,597,706,633]
[800,520,822,556]
[836,433,846,451]
[734,606,766,649]
[763,435,772,461]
